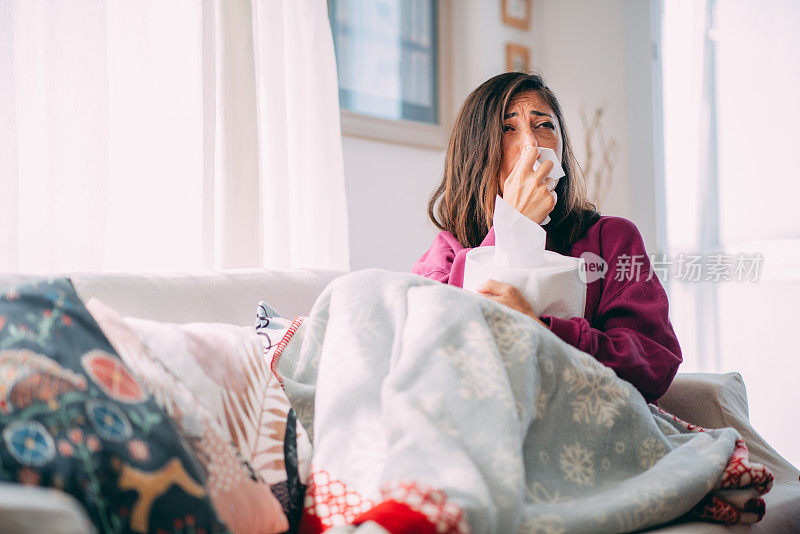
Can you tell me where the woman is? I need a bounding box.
[412,72,682,403]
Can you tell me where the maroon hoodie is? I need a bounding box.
[411,216,682,403]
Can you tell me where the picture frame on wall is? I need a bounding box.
[506,43,530,72]
[501,0,531,31]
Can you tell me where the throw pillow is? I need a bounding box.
[122,314,312,490]
[0,279,227,533]
[87,298,289,534]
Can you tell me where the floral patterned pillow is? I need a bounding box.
[0,279,227,533]
[122,313,312,485]
[118,302,313,533]
[255,301,311,530]
[86,297,288,534]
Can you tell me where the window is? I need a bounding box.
[328,0,450,148]
[661,0,800,466]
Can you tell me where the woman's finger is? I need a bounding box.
[477,278,507,295]
[479,293,503,304]
[503,172,516,195]
[532,159,555,187]
[511,144,539,181]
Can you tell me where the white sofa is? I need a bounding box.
[1,269,798,533]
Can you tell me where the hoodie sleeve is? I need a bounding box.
[411,231,462,283]
[540,218,682,402]
[412,228,496,285]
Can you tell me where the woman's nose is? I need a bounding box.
[519,131,537,151]
[518,133,538,154]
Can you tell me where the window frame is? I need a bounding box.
[332,0,452,150]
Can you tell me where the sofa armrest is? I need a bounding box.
[659,372,799,484]
[0,483,92,534]
[658,372,748,428]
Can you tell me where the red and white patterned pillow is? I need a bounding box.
[87,298,291,533]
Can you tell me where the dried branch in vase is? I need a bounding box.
[579,104,619,210]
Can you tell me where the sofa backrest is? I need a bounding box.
[0,269,345,325]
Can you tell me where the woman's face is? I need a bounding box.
[499,90,563,193]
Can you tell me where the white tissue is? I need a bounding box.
[462,195,586,320]
[493,194,546,268]
[533,147,564,225]
[533,147,565,180]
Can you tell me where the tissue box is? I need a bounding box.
[463,246,586,320]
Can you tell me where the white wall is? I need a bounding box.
[530,0,661,254]
[343,0,661,271]
[343,136,443,272]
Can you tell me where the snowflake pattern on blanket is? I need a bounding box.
[270,270,772,534]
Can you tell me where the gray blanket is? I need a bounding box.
[273,270,771,533]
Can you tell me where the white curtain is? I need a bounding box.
[661,0,800,466]
[0,0,350,274]
[661,0,721,371]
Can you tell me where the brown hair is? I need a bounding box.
[427,72,600,254]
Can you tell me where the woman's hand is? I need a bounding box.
[502,144,556,225]
[477,279,547,327]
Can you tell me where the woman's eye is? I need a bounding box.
[503,125,514,132]
[537,121,555,130]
